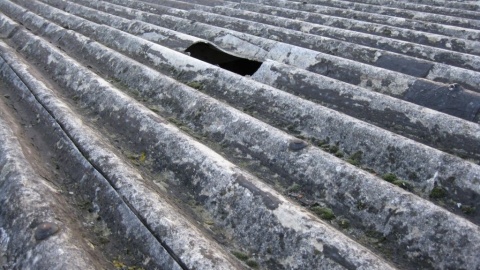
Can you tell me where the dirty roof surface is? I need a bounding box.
[1,0,480,269]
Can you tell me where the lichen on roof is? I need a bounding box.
[0,0,480,269]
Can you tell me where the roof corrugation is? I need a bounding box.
[0,0,479,269]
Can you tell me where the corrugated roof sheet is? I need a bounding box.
[0,0,479,269]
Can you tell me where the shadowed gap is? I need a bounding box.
[185,43,262,76]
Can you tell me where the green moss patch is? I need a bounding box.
[186,81,203,90]
[286,183,301,193]
[231,251,249,261]
[382,173,398,182]
[461,205,475,215]
[347,151,363,166]
[310,206,335,220]
[392,180,411,191]
[430,186,446,199]
[246,260,259,269]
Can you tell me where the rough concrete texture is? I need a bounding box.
[234,0,480,40]
[299,0,480,29]
[224,2,480,55]
[57,0,480,96]
[0,16,395,270]
[1,0,480,269]
[18,0,480,161]
[40,0,480,126]
[0,100,102,270]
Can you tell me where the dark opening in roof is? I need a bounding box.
[185,43,262,76]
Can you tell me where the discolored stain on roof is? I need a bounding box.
[1,0,480,269]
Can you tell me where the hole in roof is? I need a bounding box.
[185,42,262,76]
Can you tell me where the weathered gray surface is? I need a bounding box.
[1,0,480,269]
[0,40,186,270]
[0,99,103,270]
[230,1,480,55]
[233,0,480,40]
[0,30,241,270]
[0,15,396,270]
[298,0,480,29]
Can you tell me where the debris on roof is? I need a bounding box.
[1,0,479,269]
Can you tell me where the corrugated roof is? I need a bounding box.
[0,0,479,269]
